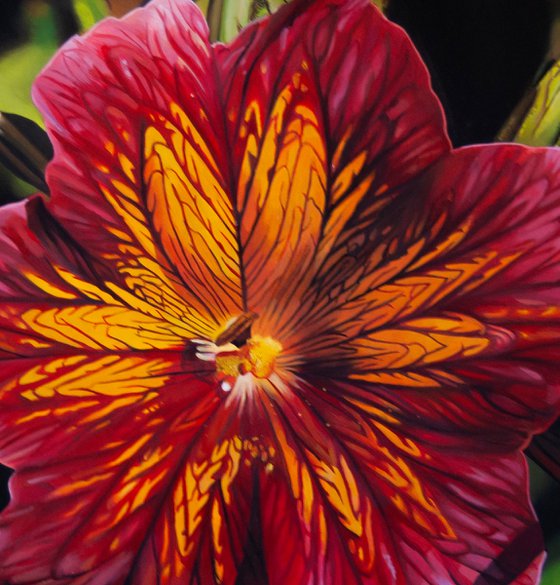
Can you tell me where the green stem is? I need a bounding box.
[206,0,225,42]
[497,4,560,145]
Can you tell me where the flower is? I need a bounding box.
[0,0,559,582]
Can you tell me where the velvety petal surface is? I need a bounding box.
[0,0,558,584]
[0,198,236,583]
[216,0,450,339]
[295,144,560,397]
[0,353,219,583]
[33,0,244,340]
[249,375,548,584]
[0,197,195,359]
[265,144,560,583]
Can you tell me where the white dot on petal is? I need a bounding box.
[221,381,232,392]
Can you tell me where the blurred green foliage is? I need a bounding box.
[542,536,560,585]
[74,0,107,31]
[0,0,108,197]
[542,563,560,585]
[0,2,58,126]
[0,1,62,197]
[217,0,287,42]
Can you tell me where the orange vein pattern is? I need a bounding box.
[0,0,559,584]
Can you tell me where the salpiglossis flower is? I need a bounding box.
[0,0,559,583]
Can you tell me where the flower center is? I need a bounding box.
[195,313,284,391]
[216,336,282,379]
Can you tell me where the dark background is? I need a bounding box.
[387,0,552,146]
[0,0,553,146]
[0,0,558,571]
[0,0,553,206]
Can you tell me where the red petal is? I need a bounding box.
[258,467,369,585]
[215,0,450,338]
[140,437,254,585]
[255,383,404,584]
[0,352,223,583]
[527,419,560,481]
[0,198,192,357]
[259,376,546,584]
[426,146,560,371]
[33,0,243,337]
[422,145,560,303]
[419,146,560,431]
[294,145,560,418]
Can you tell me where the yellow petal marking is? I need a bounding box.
[238,81,327,318]
[18,305,186,351]
[144,105,242,322]
[24,272,78,300]
[17,355,174,400]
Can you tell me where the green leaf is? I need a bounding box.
[542,558,560,585]
[217,0,289,42]
[218,0,252,42]
[194,0,210,17]
[249,0,288,21]
[0,112,52,194]
[540,535,560,585]
[209,0,387,43]
[372,0,389,10]
[513,61,560,147]
[73,0,108,31]
[0,44,54,126]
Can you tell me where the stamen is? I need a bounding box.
[215,312,258,346]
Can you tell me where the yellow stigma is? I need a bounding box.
[216,335,282,379]
[244,336,282,378]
